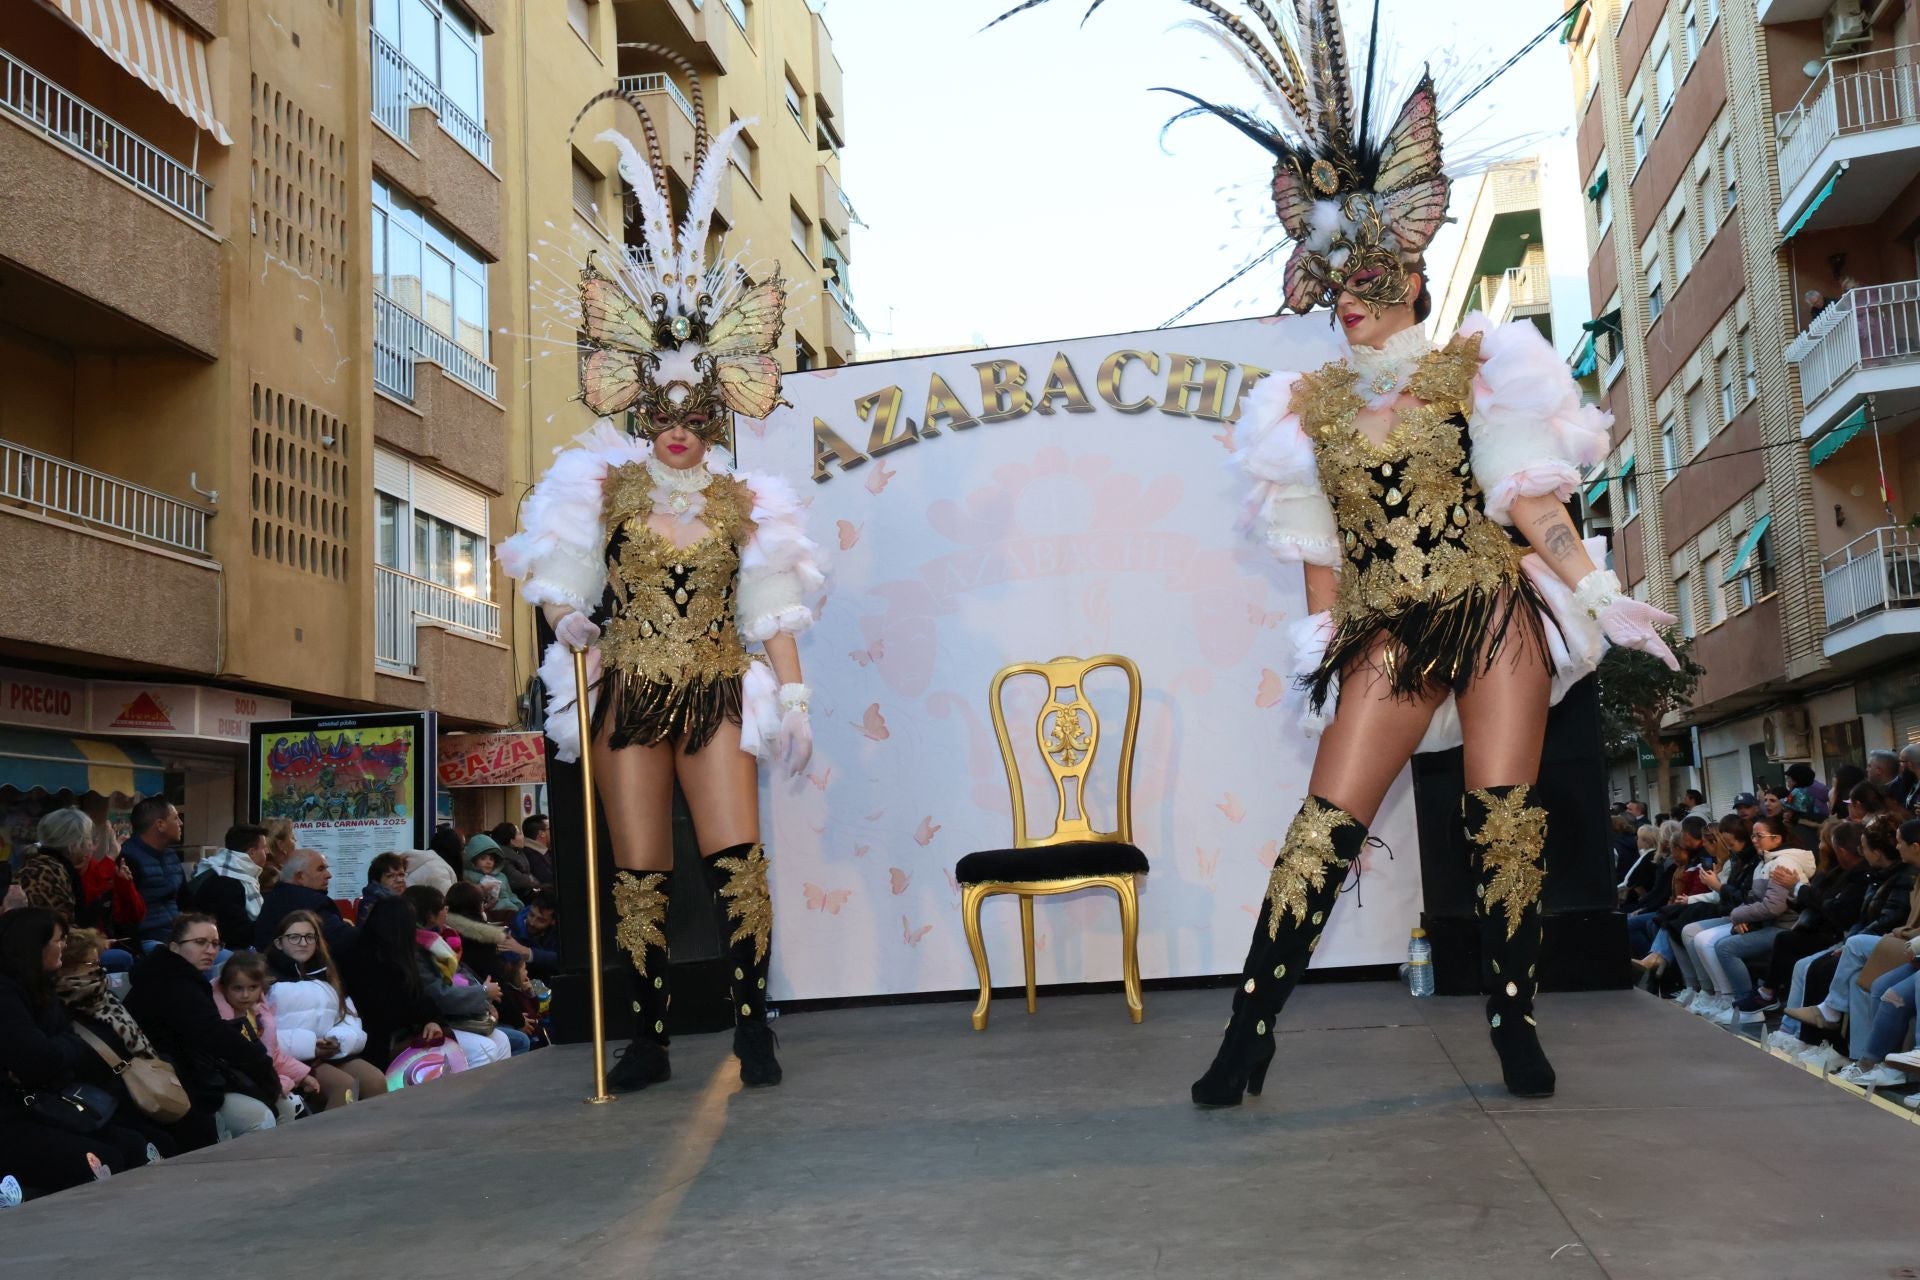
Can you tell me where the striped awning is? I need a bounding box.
[1810,406,1870,467]
[0,727,165,797]
[44,0,232,144]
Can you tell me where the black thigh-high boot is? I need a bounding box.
[607,869,673,1092]
[1192,797,1368,1108]
[1465,784,1556,1098]
[705,843,781,1087]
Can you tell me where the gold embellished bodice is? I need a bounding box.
[1292,333,1526,627]
[597,465,755,687]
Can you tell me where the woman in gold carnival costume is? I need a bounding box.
[499,58,821,1091]
[996,0,1680,1105]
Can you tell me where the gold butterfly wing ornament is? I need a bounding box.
[706,270,790,419]
[579,268,658,417]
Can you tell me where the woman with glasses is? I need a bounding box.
[267,910,387,1108]
[125,914,281,1141]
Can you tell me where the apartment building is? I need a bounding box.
[1567,0,1920,810]
[0,0,850,850]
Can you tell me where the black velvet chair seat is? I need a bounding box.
[956,840,1150,885]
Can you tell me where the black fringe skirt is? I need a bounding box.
[1304,577,1556,716]
[591,668,744,754]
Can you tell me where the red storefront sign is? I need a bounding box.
[436,732,548,788]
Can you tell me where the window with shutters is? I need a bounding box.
[790,203,812,261]
[1682,2,1700,62]
[1661,414,1678,476]
[729,118,759,186]
[1722,140,1737,210]
[374,448,489,597]
[1644,235,1664,320]
[1719,351,1736,422]
[1686,379,1713,452]
[572,153,602,228]
[567,0,593,43]
[1631,97,1648,170]
[1698,169,1716,241]
[785,72,806,131]
[1703,553,1725,626]
[1675,572,1696,637]
[1671,203,1692,282]
[1623,460,1640,520]
[1655,48,1675,119]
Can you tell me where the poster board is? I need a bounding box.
[249,711,435,892]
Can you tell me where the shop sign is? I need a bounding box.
[438,732,548,787]
[0,667,86,732]
[87,683,291,743]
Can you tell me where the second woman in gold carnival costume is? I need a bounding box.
[996,0,1681,1105]
[499,61,821,1092]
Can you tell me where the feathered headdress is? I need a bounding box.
[989,0,1448,315]
[568,46,790,443]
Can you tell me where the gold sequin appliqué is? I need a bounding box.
[599,467,756,686]
[1467,786,1548,940]
[1292,334,1524,626]
[1265,799,1355,938]
[715,843,773,963]
[612,870,669,974]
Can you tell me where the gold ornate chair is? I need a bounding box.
[957,653,1148,1030]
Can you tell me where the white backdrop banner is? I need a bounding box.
[751,315,1423,1002]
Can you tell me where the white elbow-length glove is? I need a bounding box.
[1575,571,1680,670]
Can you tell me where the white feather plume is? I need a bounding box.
[598,127,674,291]
[677,119,750,314]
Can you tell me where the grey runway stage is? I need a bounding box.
[7,983,1919,1280]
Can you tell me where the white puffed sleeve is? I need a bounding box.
[1230,372,1341,567]
[1459,314,1611,526]
[735,471,825,644]
[497,422,646,613]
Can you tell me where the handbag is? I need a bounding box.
[20,1082,116,1134]
[72,1024,191,1124]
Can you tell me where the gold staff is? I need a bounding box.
[573,646,615,1105]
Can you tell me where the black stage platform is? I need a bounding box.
[6,984,1918,1279]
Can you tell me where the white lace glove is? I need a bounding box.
[1575,570,1680,670]
[553,610,601,651]
[776,683,813,777]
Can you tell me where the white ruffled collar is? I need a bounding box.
[647,454,715,524]
[1346,324,1434,410]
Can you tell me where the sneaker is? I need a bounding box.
[0,1176,20,1209]
[1798,1044,1850,1074]
[1838,1063,1909,1089]
[1733,1008,1767,1025]
[1733,991,1779,1015]
[1765,1029,1807,1054]
[1693,995,1733,1019]
[1884,1047,1920,1071]
[1904,1091,1920,1111]
[1669,989,1698,1008]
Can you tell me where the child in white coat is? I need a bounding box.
[267,909,389,1107]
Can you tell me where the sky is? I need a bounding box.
[822,0,1583,352]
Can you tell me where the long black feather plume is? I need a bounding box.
[1153,86,1290,157]
[1356,0,1381,156]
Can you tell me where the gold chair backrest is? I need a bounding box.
[987,654,1142,849]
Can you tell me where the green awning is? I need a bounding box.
[1558,0,1589,43]
[1810,406,1870,467]
[1586,169,1609,202]
[1723,514,1773,583]
[1571,332,1598,378]
[1784,167,1844,241]
[1582,308,1623,336]
[1584,474,1610,505]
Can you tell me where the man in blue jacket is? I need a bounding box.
[510,890,560,978]
[254,848,353,952]
[119,796,186,944]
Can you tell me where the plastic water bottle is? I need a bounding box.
[1407,927,1435,998]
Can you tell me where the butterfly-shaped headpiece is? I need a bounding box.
[988,0,1450,316]
[569,47,791,444]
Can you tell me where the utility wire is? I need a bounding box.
[1579,398,1914,489]
[1159,242,1284,328]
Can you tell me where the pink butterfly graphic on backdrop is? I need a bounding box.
[888,867,912,895]
[865,809,886,822]
[901,915,933,946]
[943,866,961,898]
[1212,428,1235,452]
[808,766,833,792]
[913,816,942,846]
[850,640,885,668]
[859,704,890,741]
[1035,933,1050,953]
[852,844,871,859]
[804,883,852,914]
[865,459,897,495]
[1194,847,1221,884]
[1255,670,1287,709]
[1255,839,1280,869]
[837,519,863,550]
[1216,793,1246,823]
[1247,604,1284,630]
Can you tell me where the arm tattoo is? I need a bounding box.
[1529,508,1579,560]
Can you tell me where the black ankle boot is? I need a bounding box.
[706,844,781,1088]
[1192,798,1365,1108]
[607,870,672,1093]
[1465,785,1555,1099]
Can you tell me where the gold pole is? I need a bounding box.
[574,646,615,1105]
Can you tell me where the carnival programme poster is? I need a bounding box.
[250,711,434,892]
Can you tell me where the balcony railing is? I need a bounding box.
[374,292,497,403]
[1488,265,1550,325]
[0,48,209,224]
[616,74,696,127]
[1777,46,1920,199]
[1823,526,1920,630]
[370,29,492,167]
[376,564,500,671]
[826,278,868,337]
[1785,279,1920,411]
[1,438,212,557]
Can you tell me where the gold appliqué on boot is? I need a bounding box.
[1264,799,1355,939]
[715,844,773,963]
[611,871,669,975]
[1467,786,1547,941]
